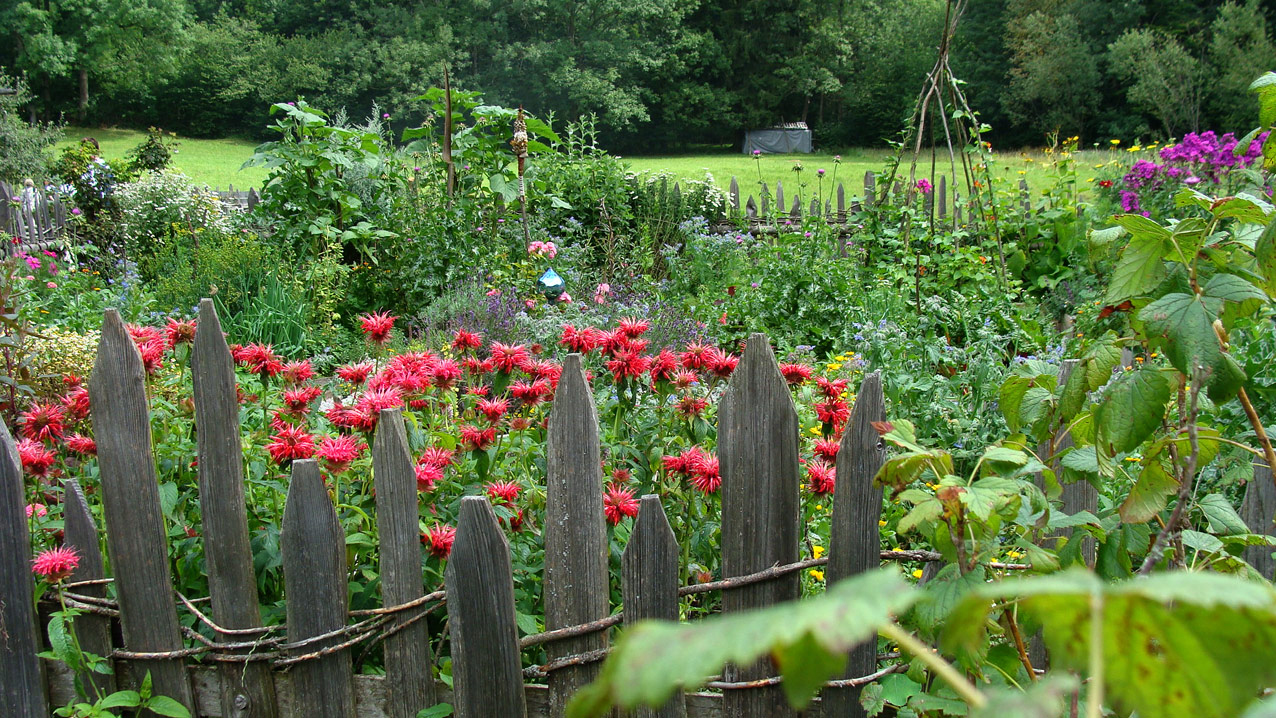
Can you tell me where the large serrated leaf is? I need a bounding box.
[945,569,1276,718]
[1255,217,1276,296]
[1094,367,1170,454]
[1119,457,1179,523]
[1139,293,1246,401]
[1204,273,1268,303]
[1105,233,1170,304]
[566,569,917,717]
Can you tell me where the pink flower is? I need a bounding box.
[359,311,397,345]
[415,463,443,492]
[280,360,315,385]
[32,546,79,582]
[65,433,97,455]
[603,483,639,525]
[46,281,57,289]
[316,434,365,473]
[164,318,197,348]
[593,283,610,304]
[21,402,66,443]
[807,460,836,495]
[418,446,455,468]
[432,359,462,390]
[525,299,536,309]
[559,292,572,303]
[17,438,56,477]
[265,424,315,464]
[422,523,457,558]
[779,363,813,385]
[452,329,483,352]
[916,178,933,194]
[337,362,374,385]
[26,503,47,518]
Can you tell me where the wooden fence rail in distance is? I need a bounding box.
[4,304,1273,718]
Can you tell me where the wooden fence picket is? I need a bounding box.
[282,459,355,718]
[372,408,437,717]
[0,422,48,718]
[192,298,279,718]
[1242,460,1275,580]
[822,372,887,717]
[622,496,686,718]
[719,333,800,718]
[729,177,740,217]
[544,354,610,718]
[89,309,197,715]
[446,496,527,718]
[62,478,118,698]
[774,181,784,218]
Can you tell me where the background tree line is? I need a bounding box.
[2,0,1273,151]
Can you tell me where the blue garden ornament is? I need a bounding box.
[537,268,566,301]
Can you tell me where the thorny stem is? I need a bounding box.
[881,622,987,710]
[1138,369,1202,575]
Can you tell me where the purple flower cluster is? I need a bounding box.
[1121,131,1268,206]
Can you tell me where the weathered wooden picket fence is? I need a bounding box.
[4,303,1270,718]
[718,170,1007,230]
[0,180,70,251]
[0,301,903,718]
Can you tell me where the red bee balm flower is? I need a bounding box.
[559,325,600,353]
[618,317,650,338]
[422,524,457,558]
[280,360,315,385]
[238,343,283,377]
[649,349,679,384]
[415,463,443,492]
[779,363,813,386]
[688,453,722,494]
[138,339,166,375]
[676,395,710,418]
[21,401,66,443]
[814,438,840,463]
[337,362,375,385]
[418,446,455,468]
[17,438,56,477]
[460,425,497,451]
[32,546,79,582]
[814,399,850,426]
[484,480,521,505]
[316,434,365,473]
[490,343,531,374]
[816,377,850,400]
[680,343,713,370]
[265,424,315,464]
[476,398,509,424]
[807,460,836,495]
[359,311,397,345]
[164,318,197,348]
[282,386,323,416]
[607,349,652,381]
[432,359,462,390]
[452,329,483,352]
[705,348,739,378]
[65,433,97,455]
[62,386,90,421]
[603,483,639,525]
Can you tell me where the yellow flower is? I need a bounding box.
[809,569,825,581]
[1150,352,1158,358]
[1125,456,1142,463]
[878,519,887,527]
[1086,177,1095,182]
[891,547,904,552]
[1017,170,1027,175]
[1007,550,1023,559]
[911,569,923,579]
[826,363,842,371]
[812,545,825,559]
[815,504,824,511]
[808,427,821,435]
[1110,139,1121,145]
[1093,164,1104,169]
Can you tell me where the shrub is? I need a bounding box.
[0,71,61,185]
[116,170,232,271]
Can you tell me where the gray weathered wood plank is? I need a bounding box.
[62,478,118,698]
[446,496,527,718]
[863,172,875,208]
[544,354,609,718]
[774,182,784,218]
[282,459,355,718]
[0,421,48,718]
[193,298,279,718]
[822,372,887,717]
[718,333,800,718]
[622,496,685,718]
[89,309,196,715]
[729,177,740,216]
[372,409,436,718]
[1242,460,1276,580]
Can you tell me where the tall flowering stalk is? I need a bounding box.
[511,108,531,247]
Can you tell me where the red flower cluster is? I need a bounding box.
[316,434,365,473]
[779,363,813,385]
[17,438,56,477]
[265,424,315,464]
[32,546,79,582]
[452,329,483,352]
[807,460,836,495]
[233,343,284,377]
[662,447,721,494]
[164,318,197,348]
[603,482,639,525]
[359,311,397,345]
[422,523,457,559]
[20,402,66,443]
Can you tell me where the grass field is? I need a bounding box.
[57,126,1125,198]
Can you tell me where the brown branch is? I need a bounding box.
[1139,369,1202,575]
[705,663,907,690]
[1238,386,1276,489]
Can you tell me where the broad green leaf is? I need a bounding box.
[1094,368,1170,454]
[1139,293,1246,401]
[1113,213,1171,240]
[978,447,1028,469]
[860,682,887,716]
[897,498,943,535]
[1204,273,1268,303]
[1105,232,1171,304]
[99,691,142,709]
[970,676,1080,718]
[914,565,988,639]
[878,673,923,707]
[998,376,1032,433]
[1211,193,1273,224]
[1060,446,1099,474]
[144,695,193,718]
[417,704,454,718]
[1255,217,1276,296]
[773,632,847,706]
[1119,458,1178,523]
[566,569,917,717]
[1181,529,1226,554]
[47,614,71,663]
[1019,387,1053,438]
[945,569,1276,718]
[1197,493,1248,536]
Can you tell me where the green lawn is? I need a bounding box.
[56,126,267,189]
[56,126,1128,200]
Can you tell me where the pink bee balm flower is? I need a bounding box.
[265,424,315,464]
[21,401,66,443]
[337,361,375,385]
[359,311,397,345]
[17,438,56,477]
[484,480,521,505]
[807,459,836,495]
[32,545,79,582]
[418,446,455,469]
[26,503,48,518]
[421,523,457,558]
[316,434,365,473]
[916,178,933,194]
[164,318,197,348]
[415,463,443,492]
[603,483,639,525]
[280,360,315,385]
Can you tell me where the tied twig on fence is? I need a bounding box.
[43,550,1030,670]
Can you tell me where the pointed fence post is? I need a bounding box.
[446,497,527,718]
[745,196,758,221]
[0,423,47,718]
[62,479,117,698]
[89,309,196,715]
[863,171,875,209]
[729,177,740,217]
[760,182,770,216]
[544,354,610,718]
[1242,459,1276,580]
[282,459,355,718]
[719,333,800,718]
[938,175,947,220]
[822,373,887,716]
[622,496,686,718]
[774,182,784,218]
[192,299,278,718]
[373,409,437,717]
[837,182,847,218]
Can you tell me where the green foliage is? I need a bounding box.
[0,70,61,184]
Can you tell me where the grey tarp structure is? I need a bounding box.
[742,123,812,154]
